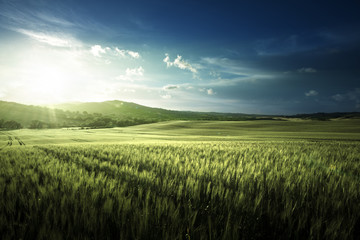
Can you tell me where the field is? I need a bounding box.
[1,120,360,239]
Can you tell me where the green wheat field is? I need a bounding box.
[1,120,360,239]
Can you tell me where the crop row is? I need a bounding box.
[0,141,359,239]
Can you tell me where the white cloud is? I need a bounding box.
[127,51,140,59]
[91,46,140,59]
[207,88,215,95]
[305,90,319,97]
[298,67,317,73]
[161,94,172,99]
[163,53,197,73]
[126,66,144,77]
[173,56,197,73]
[16,29,72,47]
[163,54,172,67]
[90,45,107,57]
[115,48,140,58]
[115,67,144,82]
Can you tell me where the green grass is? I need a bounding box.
[1,119,360,146]
[1,120,360,239]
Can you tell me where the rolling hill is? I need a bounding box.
[0,100,254,128]
[1,100,359,129]
[0,101,67,127]
[52,100,254,121]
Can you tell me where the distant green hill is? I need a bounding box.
[286,112,360,120]
[52,100,254,121]
[53,101,178,120]
[2,100,359,129]
[0,100,253,129]
[0,101,66,127]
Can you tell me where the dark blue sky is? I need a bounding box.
[1,0,359,114]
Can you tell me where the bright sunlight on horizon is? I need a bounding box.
[1,0,360,114]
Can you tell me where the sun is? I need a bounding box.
[16,47,79,104]
[27,64,67,102]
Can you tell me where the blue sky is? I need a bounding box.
[0,0,359,114]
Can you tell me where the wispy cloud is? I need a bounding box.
[90,45,141,60]
[332,88,360,108]
[332,94,345,101]
[163,54,197,73]
[305,90,319,97]
[15,28,75,47]
[255,35,297,56]
[115,48,126,57]
[161,94,172,99]
[0,2,86,49]
[201,57,274,86]
[35,12,75,27]
[297,67,317,73]
[115,67,145,82]
[0,0,115,36]
[254,34,318,56]
[163,85,180,90]
[198,88,216,95]
[0,2,128,50]
[0,3,83,39]
[202,57,249,77]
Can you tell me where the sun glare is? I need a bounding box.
[28,65,66,102]
[15,47,82,104]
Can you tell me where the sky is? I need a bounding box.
[0,0,359,114]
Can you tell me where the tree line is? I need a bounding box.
[28,116,157,129]
[0,119,22,130]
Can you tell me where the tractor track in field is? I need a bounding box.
[14,136,26,146]
[0,136,12,151]
[0,135,26,151]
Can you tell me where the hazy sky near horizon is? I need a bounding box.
[0,0,359,114]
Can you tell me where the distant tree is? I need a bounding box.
[47,122,59,128]
[29,120,45,129]
[3,120,22,129]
